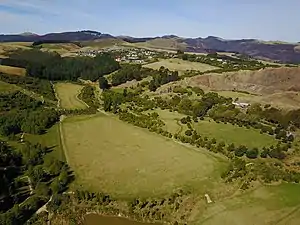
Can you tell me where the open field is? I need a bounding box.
[0,65,26,76]
[0,80,20,93]
[61,113,227,198]
[0,42,32,57]
[150,109,277,149]
[54,82,87,109]
[194,183,300,225]
[143,58,218,74]
[193,119,277,148]
[24,124,65,162]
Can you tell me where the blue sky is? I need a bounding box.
[0,0,299,42]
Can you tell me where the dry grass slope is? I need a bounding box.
[40,43,81,55]
[0,42,32,57]
[177,67,300,109]
[62,114,226,198]
[144,58,218,74]
[54,82,87,109]
[0,65,26,76]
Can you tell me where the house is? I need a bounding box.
[233,102,250,108]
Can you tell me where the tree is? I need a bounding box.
[287,134,294,142]
[185,130,193,136]
[235,145,248,157]
[227,143,236,152]
[246,148,259,159]
[99,77,109,90]
[35,182,50,199]
[50,178,63,194]
[58,168,69,186]
[148,80,157,92]
[177,49,184,55]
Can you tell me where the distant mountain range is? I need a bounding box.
[1,30,300,63]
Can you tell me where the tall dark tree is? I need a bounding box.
[99,76,109,90]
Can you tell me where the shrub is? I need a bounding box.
[185,130,193,136]
[246,148,259,159]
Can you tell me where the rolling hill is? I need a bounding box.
[1,30,300,63]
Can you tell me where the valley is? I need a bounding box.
[0,42,300,225]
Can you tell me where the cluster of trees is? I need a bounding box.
[148,66,179,91]
[0,141,23,211]
[111,64,154,86]
[0,73,56,101]
[209,103,295,143]
[0,91,59,136]
[0,138,72,224]
[222,157,300,187]
[102,89,158,113]
[78,86,99,109]
[153,92,231,118]
[1,49,120,82]
[129,190,187,224]
[61,107,97,116]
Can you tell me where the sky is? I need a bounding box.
[0,0,299,42]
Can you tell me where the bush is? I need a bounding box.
[185,130,193,136]
[235,145,248,157]
[246,148,259,159]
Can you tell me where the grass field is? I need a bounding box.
[193,119,277,148]
[61,113,227,198]
[194,183,300,225]
[0,80,20,93]
[143,58,218,74]
[24,124,65,162]
[150,109,277,149]
[0,65,26,76]
[54,82,87,109]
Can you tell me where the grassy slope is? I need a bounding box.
[0,42,32,57]
[0,80,20,93]
[81,38,127,48]
[54,82,87,109]
[133,38,187,51]
[216,90,300,110]
[153,109,277,149]
[39,43,81,55]
[0,65,26,76]
[24,124,65,162]
[61,113,227,198]
[144,58,218,74]
[194,183,300,225]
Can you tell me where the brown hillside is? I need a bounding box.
[187,67,300,94]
